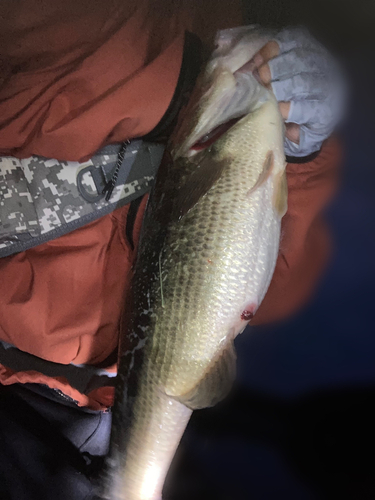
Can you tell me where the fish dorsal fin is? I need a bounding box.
[171,340,237,410]
[172,151,229,219]
[150,149,228,222]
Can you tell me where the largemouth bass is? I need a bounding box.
[102,27,287,500]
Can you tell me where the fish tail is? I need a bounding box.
[104,385,192,500]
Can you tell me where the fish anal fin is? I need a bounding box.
[273,170,288,217]
[171,340,237,410]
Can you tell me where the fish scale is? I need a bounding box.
[102,32,286,500]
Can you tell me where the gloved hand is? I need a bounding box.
[243,26,345,158]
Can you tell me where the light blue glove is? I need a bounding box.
[268,26,345,157]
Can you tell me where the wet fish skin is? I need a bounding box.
[102,29,287,500]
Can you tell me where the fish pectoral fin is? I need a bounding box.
[247,150,275,196]
[273,170,288,217]
[173,153,229,218]
[171,341,237,410]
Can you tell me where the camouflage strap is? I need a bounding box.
[0,140,165,258]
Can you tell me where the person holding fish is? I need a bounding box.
[0,1,343,499]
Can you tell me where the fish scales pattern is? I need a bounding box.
[142,110,281,399]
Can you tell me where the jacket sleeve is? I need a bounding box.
[251,137,341,325]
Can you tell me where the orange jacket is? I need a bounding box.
[0,1,340,409]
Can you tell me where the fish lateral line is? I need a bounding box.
[158,251,165,308]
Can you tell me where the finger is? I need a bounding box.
[240,40,279,88]
[237,52,266,75]
[253,63,271,88]
[278,101,291,120]
[285,123,300,144]
[247,40,279,72]
[252,52,265,68]
[285,122,334,157]
[258,40,280,63]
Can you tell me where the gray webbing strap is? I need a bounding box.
[0,140,165,258]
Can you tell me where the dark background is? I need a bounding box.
[166,1,375,499]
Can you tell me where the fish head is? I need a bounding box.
[170,26,277,159]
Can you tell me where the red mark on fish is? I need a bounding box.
[241,310,254,321]
[241,303,257,322]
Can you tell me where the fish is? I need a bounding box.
[101,26,287,500]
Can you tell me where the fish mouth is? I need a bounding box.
[190,115,244,151]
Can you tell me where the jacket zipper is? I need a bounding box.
[53,388,79,405]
